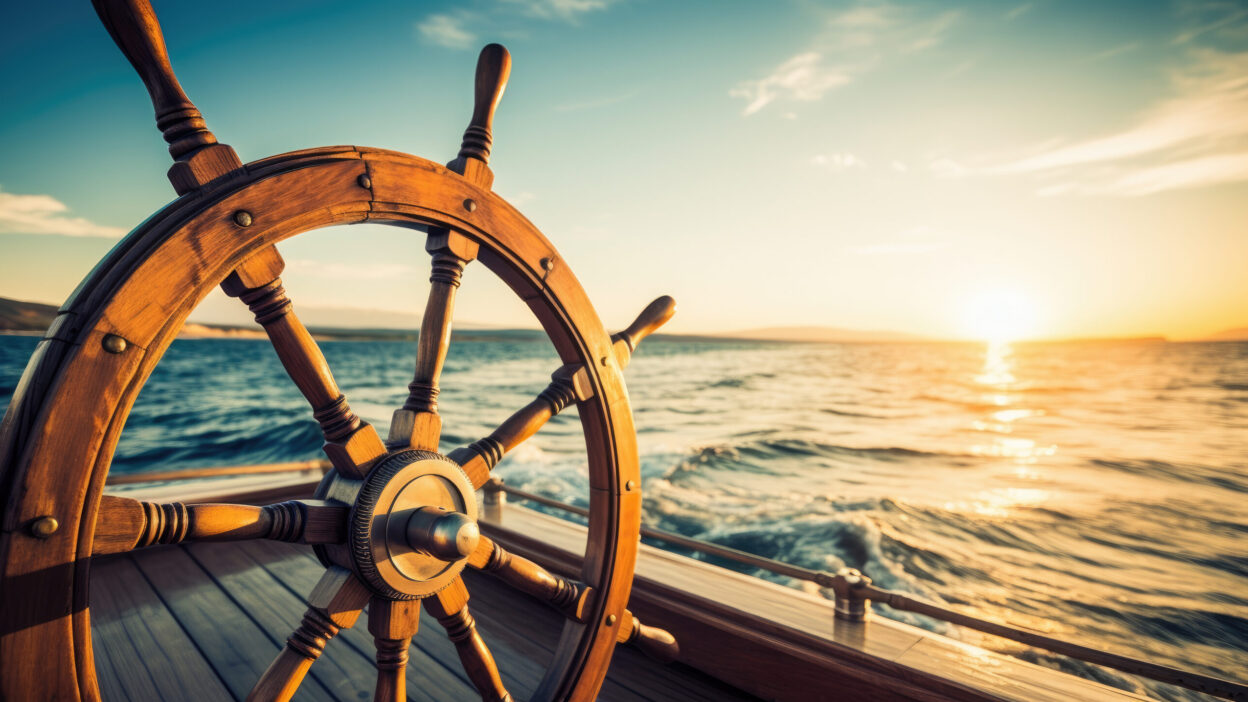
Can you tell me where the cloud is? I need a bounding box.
[730,53,851,116]
[1004,3,1033,21]
[553,91,638,112]
[0,188,124,238]
[811,152,865,170]
[502,0,614,21]
[1174,0,1248,44]
[989,49,1248,196]
[851,225,949,255]
[1086,42,1141,62]
[929,158,967,178]
[419,1,615,49]
[852,241,950,255]
[503,191,536,207]
[730,2,959,116]
[418,13,476,49]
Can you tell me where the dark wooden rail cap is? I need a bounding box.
[92,0,242,193]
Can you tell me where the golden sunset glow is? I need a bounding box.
[961,290,1040,343]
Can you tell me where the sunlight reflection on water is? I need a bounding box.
[969,342,1058,465]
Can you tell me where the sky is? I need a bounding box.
[0,0,1245,340]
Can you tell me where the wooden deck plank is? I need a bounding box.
[90,555,232,702]
[128,545,336,701]
[183,541,378,702]
[466,569,760,702]
[239,539,478,702]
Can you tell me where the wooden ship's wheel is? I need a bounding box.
[0,1,676,700]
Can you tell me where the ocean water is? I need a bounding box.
[1,334,1245,699]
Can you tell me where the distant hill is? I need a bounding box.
[0,296,513,339]
[186,304,507,333]
[1204,327,1248,341]
[0,297,57,332]
[713,326,930,343]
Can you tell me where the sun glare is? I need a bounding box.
[962,290,1039,342]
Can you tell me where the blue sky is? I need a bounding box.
[1,0,1245,339]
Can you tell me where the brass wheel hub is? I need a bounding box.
[346,449,478,599]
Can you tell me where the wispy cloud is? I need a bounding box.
[0,188,124,238]
[851,226,950,255]
[419,1,615,49]
[1086,42,1141,62]
[990,49,1248,196]
[1174,0,1248,44]
[929,158,967,178]
[730,2,960,116]
[501,0,614,21]
[503,191,536,207]
[811,152,865,170]
[418,13,477,49]
[852,242,950,255]
[554,91,638,112]
[732,53,851,116]
[1005,3,1033,21]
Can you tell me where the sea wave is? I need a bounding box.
[2,335,1246,700]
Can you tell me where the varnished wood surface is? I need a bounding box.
[1,145,643,701]
[89,540,758,701]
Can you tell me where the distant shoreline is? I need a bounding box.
[2,296,1244,343]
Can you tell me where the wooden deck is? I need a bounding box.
[89,540,760,702]
[92,478,1149,702]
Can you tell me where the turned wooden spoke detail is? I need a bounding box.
[91,0,241,193]
[223,247,386,478]
[447,44,512,187]
[609,295,676,369]
[249,567,370,702]
[373,638,409,702]
[392,231,479,450]
[450,296,676,487]
[368,597,421,702]
[448,364,588,487]
[617,610,681,664]
[425,579,512,702]
[470,535,585,619]
[92,495,346,555]
[468,535,680,662]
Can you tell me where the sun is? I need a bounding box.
[962,289,1040,342]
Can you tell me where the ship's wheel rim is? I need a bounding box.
[0,146,641,701]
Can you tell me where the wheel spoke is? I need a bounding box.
[92,495,347,555]
[469,535,680,663]
[368,597,421,702]
[424,578,512,702]
[390,230,479,451]
[468,534,585,618]
[449,296,676,487]
[248,567,370,702]
[448,364,588,487]
[222,246,385,479]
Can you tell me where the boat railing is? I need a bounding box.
[105,462,1248,700]
[479,479,1248,702]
